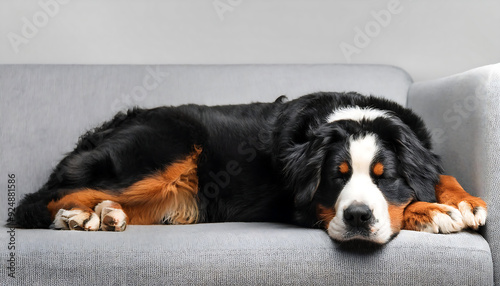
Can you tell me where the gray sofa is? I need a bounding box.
[0,64,498,285]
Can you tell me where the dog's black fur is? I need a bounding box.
[14,92,442,230]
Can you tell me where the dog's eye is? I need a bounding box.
[372,162,384,176]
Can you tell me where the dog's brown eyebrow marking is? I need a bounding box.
[373,162,384,176]
[339,162,349,174]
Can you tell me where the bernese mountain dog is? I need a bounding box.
[13,92,487,244]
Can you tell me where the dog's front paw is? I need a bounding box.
[435,175,487,230]
[52,209,100,231]
[403,202,465,234]
[457,199,487,230]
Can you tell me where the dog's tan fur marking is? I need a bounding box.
[373,162,384,176]
[339,162,349,174]
[316,204,336,229]
[388,202,410,233]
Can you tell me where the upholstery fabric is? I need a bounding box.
[408,63,500,285]
[0,224,493,285]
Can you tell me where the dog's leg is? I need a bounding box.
[46,147,202,230]
[403,175,487,233]
[434,175,487,230]
[403,201,465,233]
[119,147,202,225]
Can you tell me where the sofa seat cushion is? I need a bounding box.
[1,223,492,285]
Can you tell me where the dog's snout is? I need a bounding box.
[343,203,373,227]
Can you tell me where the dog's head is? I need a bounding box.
[281,106,441,244]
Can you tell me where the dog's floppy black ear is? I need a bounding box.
[280,124,346,208]
[382,118,442,202]
[283,139,325,207]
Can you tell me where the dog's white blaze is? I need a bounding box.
[327,134,392,244]
[327,106,389,123]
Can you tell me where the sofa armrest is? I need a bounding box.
[408,63,500,283]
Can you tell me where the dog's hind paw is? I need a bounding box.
[52,209,100,231]
[94,200,128,231]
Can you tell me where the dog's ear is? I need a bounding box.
[283,139,325,207]
[378,118,442,202]
[280,124,347,208]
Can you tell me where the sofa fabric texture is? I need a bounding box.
[0,64,496,285]
[6,225,493,285]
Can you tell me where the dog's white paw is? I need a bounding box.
[52,209,100,231]
[95,200,128,231]
[458,201,487,230]
[417,204,465,234]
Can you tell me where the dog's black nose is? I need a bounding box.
[343,203,373,227]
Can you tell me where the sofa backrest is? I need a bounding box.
[0,64,412,222]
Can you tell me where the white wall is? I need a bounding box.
[1,0,499,82]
